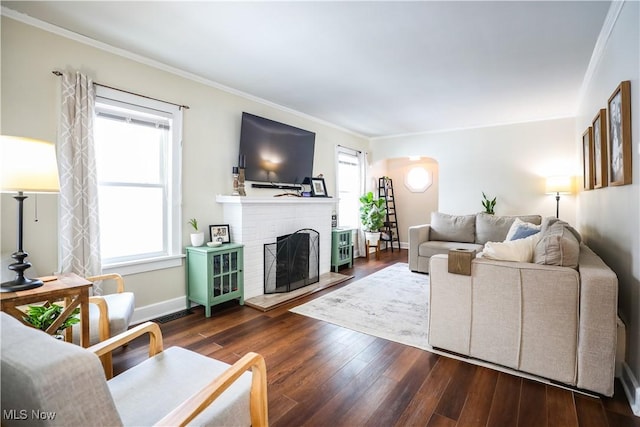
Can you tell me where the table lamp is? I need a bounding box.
[1,136,60,292]
[545,176,573,219]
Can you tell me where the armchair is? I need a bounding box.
[0,312,269,426]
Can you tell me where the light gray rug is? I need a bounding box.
[290,262,430,350]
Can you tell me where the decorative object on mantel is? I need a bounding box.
[188,218,205,246]
[545,176,573,219]
[238,155,247,196]
[481,192,496,214]
[0,136,60,292]
[607,80,632,186]
[310,177,328,197]
[232,166,240,196]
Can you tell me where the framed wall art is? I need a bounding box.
[582,127,594,191]
[607,80,632,186]
[209,224,230,243]
[310,177,328,197]
[592,109,608,189]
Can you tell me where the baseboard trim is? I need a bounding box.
[130,297,188,325]
[620,362,640,416]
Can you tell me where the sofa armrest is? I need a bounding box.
[409,224,430,271]
[575,244,618,396]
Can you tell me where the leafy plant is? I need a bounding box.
[482,192,497,214]
[23,303,80,334]
[188,218,199,231]
[359,191,387,232]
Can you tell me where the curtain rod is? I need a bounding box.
[337,144,362,154]
[52,71,189,110]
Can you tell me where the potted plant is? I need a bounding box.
[481,192,496,214]
[23,303,80,339]
[188,218,205,246]
[359,191,387,244]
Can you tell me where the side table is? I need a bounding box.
[0,273,92,347]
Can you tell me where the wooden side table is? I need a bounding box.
[0,273,92,347]
[365,239,381,260]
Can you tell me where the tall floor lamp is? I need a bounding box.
[1,136,60,292]
[545,176,573,219]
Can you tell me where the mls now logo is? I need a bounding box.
[3,409,56,421]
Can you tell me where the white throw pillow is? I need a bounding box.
[505,218,542,241]
[482,233,542,262]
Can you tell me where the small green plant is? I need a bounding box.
[482,192,497,214]
[23,303,80,334]
[359,191,387,232]
[188,218,199,231]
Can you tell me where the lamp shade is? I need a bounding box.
[545,176,573,195]
[1,136,60,193]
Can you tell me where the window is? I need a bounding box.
[336,147,363,229]
[94,87,183,274]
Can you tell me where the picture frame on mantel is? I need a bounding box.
[310,177,328,197]
[592,109,608,189]
[607,80,632,186]
[582,127,594,191]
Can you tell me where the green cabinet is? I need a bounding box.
[186,244,244,317]
[331,228,353,272]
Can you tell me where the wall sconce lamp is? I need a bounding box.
[545,176,573,219]
[0,136,60,292]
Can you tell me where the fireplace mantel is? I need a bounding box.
[216,195,335,299]
[216,195,336,205]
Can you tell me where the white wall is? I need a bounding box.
[0,16,368,316]
[370,117,578,225]
[575,0,640,409]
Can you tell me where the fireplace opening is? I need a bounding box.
[264,228,319,294]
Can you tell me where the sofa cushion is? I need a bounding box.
[430,212,476,243]
[481,233,542,262]
[534,221,580,269]
[540,217,582,243]
[419,240,483,258]
[476,213,542,244]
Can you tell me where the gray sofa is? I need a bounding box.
[409,212,542,273]
[426,216,618,396]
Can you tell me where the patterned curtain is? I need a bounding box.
[57,72,102,293]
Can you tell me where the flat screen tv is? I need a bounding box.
[239,112,315,185]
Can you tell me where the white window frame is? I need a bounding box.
[335,146,364,229]
[94,86,183,275]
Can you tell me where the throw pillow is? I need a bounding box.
[534,222,580,269]
[482,233,542,262]
[505,218,542,241]
[475,213,542,244]
[429,212,476,243]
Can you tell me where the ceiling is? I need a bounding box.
[2,1,611,138]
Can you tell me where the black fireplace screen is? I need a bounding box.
[264,228,320,294]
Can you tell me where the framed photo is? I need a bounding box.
[582,127,594,191]
[209,224,230,243]
[607,80,632,186]
[310,177,328,197]
[592,109,608,189]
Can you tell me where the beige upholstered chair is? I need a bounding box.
[71,273,135,345]
[0,312,269,427]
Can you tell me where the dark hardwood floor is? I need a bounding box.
[113,249,638,426]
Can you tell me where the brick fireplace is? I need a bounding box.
[216,195,335,299]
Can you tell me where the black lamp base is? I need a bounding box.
[0,276,44,293]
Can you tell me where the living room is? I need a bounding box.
[1,0,639,423]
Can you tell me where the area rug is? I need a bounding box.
[290,263,430,350]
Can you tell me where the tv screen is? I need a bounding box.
[239,112,315,185]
